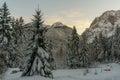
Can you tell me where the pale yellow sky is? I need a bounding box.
[44,10,91,34]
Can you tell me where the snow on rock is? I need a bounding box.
[83,10,120,43]
[51,22,66,28]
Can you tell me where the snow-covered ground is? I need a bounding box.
[1,63,120,80]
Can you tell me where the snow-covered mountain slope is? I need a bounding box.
[45,22,72,69]
[2,63,120,80]
[82,10,120,43]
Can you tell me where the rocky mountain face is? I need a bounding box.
[82,10,120,44]
[23,22,72,69]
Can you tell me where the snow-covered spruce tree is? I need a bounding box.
[22,9,53,78]
[67,26,80,68]
[105,36,114,62]
[0,2,19,68]
[18,17,24,37]
[16,17,24,41]
[79,34,91,67]
[92,36,103,62]
[98,33,109,62]
[66,36,72,68]
[12,17,24,44]
[10,17,25,68]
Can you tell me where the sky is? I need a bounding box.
[0,0,120,34]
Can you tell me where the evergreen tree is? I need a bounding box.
[18,17,24,37]
[67,26,80,68]
[79,35,90,67]
[93,36,103,62]
[71,26,80,55]
[10,17,25,69]
[66,36,72,68]
[111,26,120,61]
[12,17,24,44]
[0,2,18,68]
[22,9,53,78]
[98,33,109,62]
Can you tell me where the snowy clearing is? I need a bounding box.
[1,63,120,80]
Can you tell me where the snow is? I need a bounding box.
[38,47,49,59]
[1,63,120,80]
[52,22,65,28]
[53,63,120,80]
[106,29,115,38]
[3,68,22,80]
[4,76,51,80]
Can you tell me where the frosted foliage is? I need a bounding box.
[79,48,90,67]
[30,56,43,75]
[22,47,53,78]
[37,47,49,59]
[3,37,8,44]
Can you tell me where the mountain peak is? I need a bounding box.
[51,22,66,28]
[90,10,120,28]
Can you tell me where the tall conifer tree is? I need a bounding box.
[22,9,53,78]
[67,26,80,68]
[0,2,18,68]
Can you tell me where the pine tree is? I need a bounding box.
[66,36,72,68]
[12,17,24,44]
[79,35,90,67]
[93,36,103,62]
[111,26,120,61]
[67,26,80,68]
[0,2,18,68]
[22,9,53,78]
[18,17,24,36]
[9,17,25,68]
[98,33,109,62]
[71,26,80,55]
